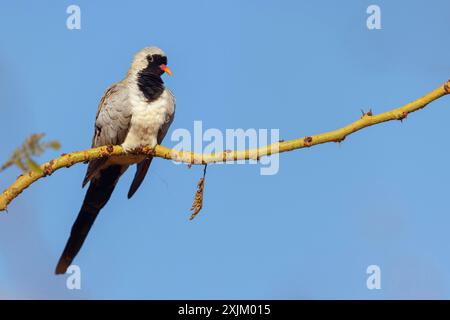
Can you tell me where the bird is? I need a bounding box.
[55,46,175,274]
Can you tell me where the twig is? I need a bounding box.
[0,80,449,211]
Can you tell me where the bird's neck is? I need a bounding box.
[135,70,165,102]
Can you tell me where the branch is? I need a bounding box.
[1,80,449,211]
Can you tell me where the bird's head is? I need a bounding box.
[129,46,172,78]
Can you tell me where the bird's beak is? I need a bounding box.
[160,64,172,76]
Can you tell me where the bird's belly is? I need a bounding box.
[124,108,162,148]
[121,92,172,153]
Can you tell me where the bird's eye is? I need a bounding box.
[148,55,154,63]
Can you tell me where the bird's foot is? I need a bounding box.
[121,144,155,155]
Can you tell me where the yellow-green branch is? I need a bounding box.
[1,80,449,211]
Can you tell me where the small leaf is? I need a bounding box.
[25,156,43,174]
[48,141,61,150]
[0,159,14,172]
[0,133,62,174]
[14,158,27,172]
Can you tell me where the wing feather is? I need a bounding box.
[82,82,131,187]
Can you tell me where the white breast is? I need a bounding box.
[122,89,174,152]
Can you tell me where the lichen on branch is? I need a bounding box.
[0,80,449,212]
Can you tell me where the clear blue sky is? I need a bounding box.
[1,0,450,299]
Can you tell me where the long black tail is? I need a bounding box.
[55,165,124,274]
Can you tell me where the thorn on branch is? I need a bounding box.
[444,80,450,93]
[304,136,313,147]
[189,164,207,221]
[360,108,373,118]
[222,149,233,162]
[398,111,408,122]
[43,160,55,176]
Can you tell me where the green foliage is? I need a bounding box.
[1,133,61,174]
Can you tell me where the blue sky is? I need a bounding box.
[0,0,450,299]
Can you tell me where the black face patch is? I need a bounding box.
[148,54,168,70]
[137,54,167,102]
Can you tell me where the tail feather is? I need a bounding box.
[55,164,125,274]
[127,157,152,199]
